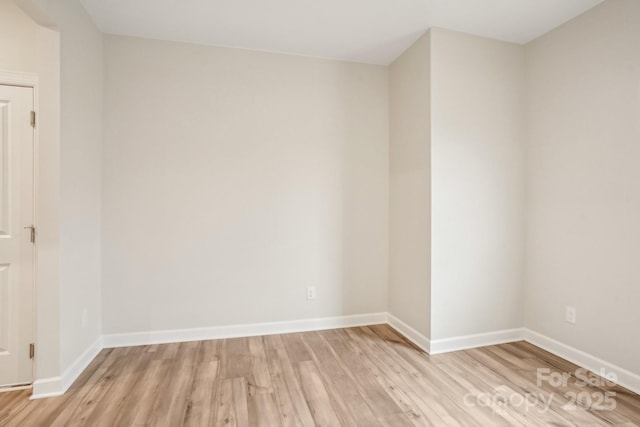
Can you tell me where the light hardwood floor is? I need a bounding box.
[1,325,639,426]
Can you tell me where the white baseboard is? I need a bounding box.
[31,336,103,400]
[388,324,640,395]
[60,336,103,393]
[28,316,640,400]
[102,312,388,348]
[31,377,63,400]
[429,328,525,355]
[524,328,640,396]
[386,313,431,353]
[385,318,524,355]
[0,384,31,393]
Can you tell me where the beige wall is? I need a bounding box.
[388,28,526,341]
[430,28,526,339]
[38,0,103,374]
[101,35,389,334]
[525,0,640,374]
[388,32,431,337]
[0,0,38,73]
[33,23,62,384]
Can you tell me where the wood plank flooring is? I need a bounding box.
[1,325,639,426]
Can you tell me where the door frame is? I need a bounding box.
[0,71,39,386]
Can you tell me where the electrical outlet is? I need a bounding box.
[306,287,316,300]
[566,306,577,324]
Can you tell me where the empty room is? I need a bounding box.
[1,0,639,425]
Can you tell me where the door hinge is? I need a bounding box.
[30,111,36,128]
[24,225,35,243]
[29,343,35,359]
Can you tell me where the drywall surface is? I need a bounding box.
[28,0,103,373]
[525,0,640,375]
[388,32,431,338]
[102,35,389,334]
[430,28,526,340]
[0,0,38,72]
[33,23,62,383]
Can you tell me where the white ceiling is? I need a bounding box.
[81,0,603,65]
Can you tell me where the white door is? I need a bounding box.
[0,85,35,388]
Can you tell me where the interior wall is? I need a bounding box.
[33,23,62,383]
[1,0,61,382]
[16,0,103,374]
[525,0,640,375]
[430,28,526,340]
[388,32,431,338]
[0,0,38,72]
[101,35,389,334]
[41,0,103,373]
